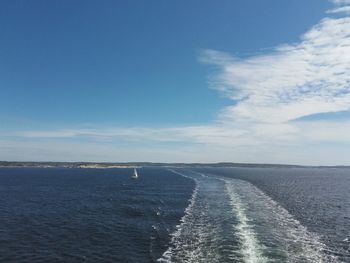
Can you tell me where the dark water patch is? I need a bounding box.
[0,168,194,263]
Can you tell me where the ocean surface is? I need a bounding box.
[0,167,349,262]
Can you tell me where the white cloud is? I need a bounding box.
[331,0,350,5]
[201,16,350,124]
[0,139,201,163]
[14,126,256,146]
[327,5,350,14]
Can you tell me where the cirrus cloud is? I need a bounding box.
[201,16,350,123]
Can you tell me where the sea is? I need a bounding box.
[0,167,349,262]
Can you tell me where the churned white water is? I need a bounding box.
[158,170,339,263]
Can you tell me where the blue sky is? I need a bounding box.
[1,0,350,165]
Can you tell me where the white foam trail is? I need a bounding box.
[157,170,199,262]
[225,181,268,263]
[158,171,338,262]
[224,178,339,263]
[158,170,234,262]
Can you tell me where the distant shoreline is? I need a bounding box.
[1,161,349,169]
[0,162,140,169]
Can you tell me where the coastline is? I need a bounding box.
[1,161,349,169]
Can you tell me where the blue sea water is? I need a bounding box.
[0,167,349,262]
[0,168,194,262]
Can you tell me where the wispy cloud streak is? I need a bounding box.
[201,16,350,123]
[330,0,350,5]
[327,5,350,14]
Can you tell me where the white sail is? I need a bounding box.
[132,168,138,179]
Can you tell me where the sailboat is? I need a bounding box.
[131,168,138,179]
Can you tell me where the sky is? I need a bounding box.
[1,0,350,165]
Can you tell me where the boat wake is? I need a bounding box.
[158,170,339,263]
